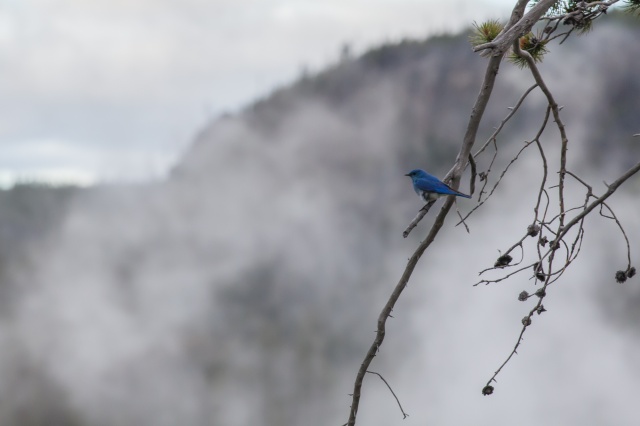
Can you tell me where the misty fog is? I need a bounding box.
[0,14,639,426]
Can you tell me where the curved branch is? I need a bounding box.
[366,371,408,419]
[346,52,504,426]
[557,161,640,242]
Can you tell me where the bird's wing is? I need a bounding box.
[414,175,454,194]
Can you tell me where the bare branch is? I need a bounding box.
[477,17,640,388]
[366,371,408,420]
[403,200,436,238]
[351,0,639,417]
[347,51,504,426]
[512,37,570,226]
[599,203,632,268]
[459,139,535,225]
[468,153,477,196]
[473,84,538,158]
[557,161,640,242]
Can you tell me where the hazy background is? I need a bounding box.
[1,2,640,426]
[0,0,515,185]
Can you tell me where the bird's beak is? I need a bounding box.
[404,173,410,177]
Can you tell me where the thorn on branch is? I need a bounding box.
[539,236,549,247]
[536,305,547,315]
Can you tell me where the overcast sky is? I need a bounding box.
[0,0,515,186]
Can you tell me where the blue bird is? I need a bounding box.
[405,169,471,202]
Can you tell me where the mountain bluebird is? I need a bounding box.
[405,169,471,202]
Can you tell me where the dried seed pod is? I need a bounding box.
[495,254,513,268]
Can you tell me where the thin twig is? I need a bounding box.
[480,35,640,390]
[403,201,435,238]
[599,203,632,268]
[473,84,538,158]
[557,161,640,242]
[457,140,535,225]
[366,371,409,419]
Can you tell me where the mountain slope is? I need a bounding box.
[0,15,639,426]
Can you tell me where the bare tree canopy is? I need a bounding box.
[346,1,640,424]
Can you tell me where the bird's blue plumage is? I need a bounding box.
[405,168,471,202]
